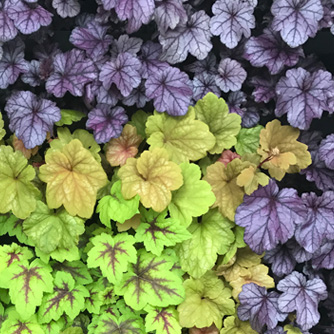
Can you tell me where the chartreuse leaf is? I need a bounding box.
[177,271,235,329]
[55,109,85,126]
[146,109,215,163]
[235,126,263,156]
[0,243,33,274]
[176,209,234,279]
[135,208,191,256]
[87,233,136,284]
[220,315,257,334]
[118,148,183,212]
[38,272,89,323]
[97,180,140,226]
[191,92,241,154]
[0,146,40,219]
[0,112,5,141]
[168,162,215,227]
[39,139,108,218]
[204,159,251,221]
[257,120,311,180]
[61,328,83,334]
[0,259,53,320]
[114,249,185,310]
[84,281,104,314]
[236,165,270,195]
[23,201,85,254]
[35,245,81,263]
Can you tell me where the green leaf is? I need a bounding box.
[135,208,191,256]
[0,259,53,320]
[168,162,215,227]
[235,126,263,156]
[96,180,140,226]
[87,233,137,284]
[23,201,85,254]
[115,249,185,310]
[177,271,235,329]
[61,328,83,334]
[35,245,81,263]
[84,281,104,314]
[220,315,257,334]
[0,112,5,141]
[0,146,40,219]
[129,109,149,139]
[192,92,241,154]
[176,209,235,279]
[145,306,181,334]
[220,226,246,265]
[0,243,33,274]
[55,109,85,126]
[42,317,66,334]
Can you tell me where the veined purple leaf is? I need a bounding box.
[238,283,287,332]
[210,0,255,49]
[319,134,334,169]
[312,240,334,270]
[86,104,128,144]
[227,91,246,116]
[193,72,221,101]
[271,0,324,47]
[264,327,285,334]
[287,238,312,263]
[101,0,117,10]
[0,10,17,42]
[215,58,247,93]
[185,53,217,75]
[46,49,97,98]
[21,60,41,87]
[159,10,212,64]
[244,28,304,74]
[97,83,122,106]
[251,76,277,103]
[275,68,334,130]
[299,130,322,153]
[277,271,327,330]
[6,0,52,34]
[111,34,143,57]
[241,108,260,128]
[99,52,141,97]
[122,81,148,108]
[145,65,193,116]
[5,91,61,149]
[235,180,307,253]
[52,0,80,18]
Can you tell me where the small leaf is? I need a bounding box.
[55,109,85,127]
[236,165,270,195]
[145,306,181,334]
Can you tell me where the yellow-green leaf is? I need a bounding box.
[220,316,257,334]
[236,165,270,195]
[0,112,5,141]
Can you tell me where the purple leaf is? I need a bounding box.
[215,58,247,93]
[235,180,307,254]
[52,0,80,18]
[185,53,217,75]
[21,60,42,86]
[295,192,334,253]
[275,68,334,130]
[238,283,287,332]
[210,0,255,49]
[227,91,246,116]
[251,76,277,103]
[101,0,117,10]
[6,0,52,34]
[122,81,148,108]
[70,20,112,59]
[244,28,304,74]
[86,104,128,144]
[241,108,260,128]
[4,91,61,149]
[0,9,17,42]
[192,72,221,101]
[145,65,193,116]
[154,0,187,33]
[111,34,143,57]
[159,10,212,64]
[264,327,285,334]
[46,49,97,98]
[277,271,327,330]
[312,240,334,270]
[271,0,324,47]
[99,52,141,97]
[319,134,334,169]
[319,0,333,28]
[97,84,122,106]
[298,130,322,153]
[288,238,313,263]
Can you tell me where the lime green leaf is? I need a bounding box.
[168,163,215,227]
[177,271,235,329]
[236,165,270,195]
[35,245,80,263]
[39,139,108,218]
[176,209,235,278]
[55,109,85,126]
[135,208,191,256]
[0,243,33,274]
[235,126,263,156]
[129,109,149,139]
[0,146,40,219]
[42,319,66,334]
[146,109,215,163]
[0,112,5,141]
[220,315,257,334]
[191,92,241,154]
[61,327,83,334]
[145,306,181,334]
[84,281,104,314]
[284,325,303,333]
[97,180,140,226]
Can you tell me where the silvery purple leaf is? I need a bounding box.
[52,0,80,18]
[122,81,148,108]
[0,43,3,60]
[312,240,334,270]
[99,52,141,97]
[97,84,122,106]
[241,108,260,128]
[277,271,327,330]
[220,38,247,61]
[33,42,60,60]
[264,327,285,334]
[75,12,95,26]
[235,180,307,254]
[101,0,117,10]
[4,91,61,149]
[227,91,246,116]
[0,9,17,42]
[46,49,97,98]
[6,0,52,34]
[288,238,313,263]
[244,28,304,74]
[159,10,212,64]
[192,72,221,100]
[251,76,277,103]
[210,0,255,49]
[215,58,247,93]
[185,53,217,75]
[319,134,334,169]
[238,283,287,332]
[21,60,41,86]
[271,0,324,47]
[111,35,143,57]
[86,104,128,144]
[145,65,193,116]
[275,68,334,130]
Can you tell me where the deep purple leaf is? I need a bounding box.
[271,0,324,47]
[241,108,260,128]
[215,58,247,93]
[319,134,334,169]
[275,68,334,130]
[97,84,122,106]
[99,52,141,97]
[145,65,192,116]
[111,34,142,57]
[86,104,128,144]
[251,76,277,103]
[312,240,334,270]
[159,10,212,64]
[227,91,246,116]
[122,81,148,108]
[192,72,221,101]
[298,130,322,153]
[210,0,255,49]
[21,60,41,86]
[0,9,17,42]
[319,0,333,28]
[277,271,327,330]
[185,53,217,75]
[4,91,61,149]
[52,0,80,18]
[264,327,285,334]
[235,180,307,253]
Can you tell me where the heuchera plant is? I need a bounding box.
[0,0,334,333]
